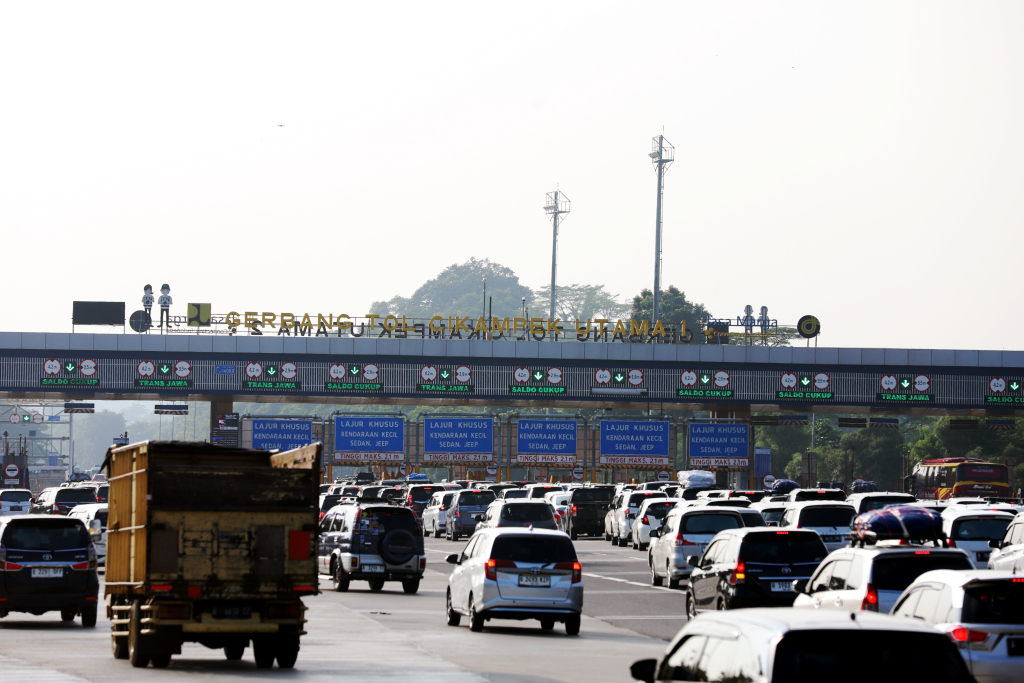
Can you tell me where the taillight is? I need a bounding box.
[319,511,326,521]
[571,505,577,518]
[947,539,957,548]
[776,531,789,535]
[420,557,426,570]
[407,495,413,506]
[439,505,445,511]
[453,505,459,517]
[485,558,515,580]
[2,544,22,572]
[861,583,878,611]
[730,559,746,585]
[554,561,583,583]
[946,625,989,644]
[51,506,60,514]
[642,516,649,525]
[671,534,694,547]
[914,550,930,555]
[72,544,98,571]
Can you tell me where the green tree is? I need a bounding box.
[533,283,629,320]
[837,428,907,490]
[370,258,534,320]
[631,285,711,339]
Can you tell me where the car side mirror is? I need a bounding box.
[649,529,660,538]
[792,579,808,594]
[989,538,1002,549]
[630,658,657,683]
[687,555,699,567]
[88,519,102,538]
[446,554,459,564]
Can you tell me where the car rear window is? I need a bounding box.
[793,490,847,501]
[502,489,528,499]
[951,517,1011,540]
[627,491,666,507]
[739,532,828,564]
[409,485,444,503]
[772,630,971,683]
[457,492,495,506]
[361,507,418,534]
[761,509,784,523]
[490,535,576,564]
[2,520,90,550]
[642,502,676,519]
[501,504,554,522]
[962,581,1024,624]
[378,488,404,501]
[0,491,31,502]
[441,493,456,506]
[527,487,561,498]
[738,510,767,527]
[681,513,742,535]
[860,496,914,512]
[572,487,615,503]
[799,507,855,527]
[320,495,342,511]
[870,553,973,591]
[55,489,97,503]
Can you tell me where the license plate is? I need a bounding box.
[211,606,251,620]
[977,552,990,562]
[770,581,793,592]
[822,536,841,543]
[518,574,551,587]
[364,565,385,573]
[11,506,22,512]
[1008,637,1024,657]
[31,567,63,579]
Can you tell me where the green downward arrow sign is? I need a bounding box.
[533,371,543,381]
[159,365,170,374]
[351,366,360,375]
[614,373,625,382]
[901,379,910,388]
[440,370,450,379]
[1012,382,1021,391]
[800,376,811,386]
[65,363,76,372]
[700,374,710,384]
[267,366,276,375]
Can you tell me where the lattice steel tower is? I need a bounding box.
[649,135,674,324]
[544,190,570,339]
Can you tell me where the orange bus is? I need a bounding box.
[907,457,1010,500]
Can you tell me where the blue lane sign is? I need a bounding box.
[599,420,670,457]
[517,419,577,455]
[216,365,236,375]
[334,416,405,453]
[252,419,313,451]
[688,423,750,467]
[423,417,494,462]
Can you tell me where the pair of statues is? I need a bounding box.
[142,284,173,329]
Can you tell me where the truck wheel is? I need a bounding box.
[112,634,129,660]
[446,590,461,627]
[82,603,97,628]
[565,615,581,636]
[368,580,385,592]
[128,602,151,668]
[402,578,420,594]
[276,637,299,669]
[151,653,171,669]
[253,637,276,669]
[224,643,245,660]
[332,563,350,592]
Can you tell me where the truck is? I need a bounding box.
[103,440,321,669]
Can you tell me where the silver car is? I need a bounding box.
[475,500,558,532]
[445,528,583,634]
[892,570,1024,683]
[648,507,743,589]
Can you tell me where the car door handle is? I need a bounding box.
[834,597,844,607]
[813,598,821,609]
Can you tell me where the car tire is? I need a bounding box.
[540,619,554,631]
[452,531,460,542]
[604,531,611,542]
[668,570,680,590]
[368,580,385,592]
[433,524,442,539]
[651,563,663,586]
[275,636,300,669]
[402,579,420,594]
[332,562,350,592]
[253,637,276,669]
[569,525,578,541]
[446,590,461,627]
[61,607,76,622]
[81,602,97,628]
[224,643,245,660]
[717,597,725,611]
[128,601,151,668]
[640,543,648,552]
[565,615,580,636]
[469,597,484,632]
[611,535,619,546]
[632,538,639,550]
[686,593,698,620]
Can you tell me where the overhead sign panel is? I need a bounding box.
[599,420,670,467]
[423,417,493,463]
[251,419,313,451]
[334,415,405,463]
[516,419,577,465]
[688,423,749,467]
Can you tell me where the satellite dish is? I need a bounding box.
[129,310,152,333]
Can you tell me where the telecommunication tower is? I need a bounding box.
[649,135,674,324]
[544,190,570,340]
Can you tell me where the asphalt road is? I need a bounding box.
[0,535,684,683]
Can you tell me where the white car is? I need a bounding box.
[750,501,786,526]
[606,490,668,545]
[987,512,1024,571]
[543,491,572,532]
[942,507,1015,569]
[422,490,457,538]
[0,489,32,516]
[67,503,108,566]
[445,528,583,634]
[629,498,681,551]
[845,491,916,515]
[779,501,857,553]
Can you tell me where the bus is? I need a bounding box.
[906,457,1010,500]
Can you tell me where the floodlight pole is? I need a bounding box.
[650,135,674,325]
[544,191,570,341]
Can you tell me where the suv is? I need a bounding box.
[606,490,668,546]
[445,528,582,634]
[30,487,97,515]
[66,504,108,566]
[423,490,457,538]
[792,545,973,614]
[1,489,33,516]
[565,486,615,540]
[317,504,426,593]
[445,489,496,541]
[401,484,447,515]
[787,488,847,502]
[685,528,828,616]
[630,498,681,551]
[0,515,99,625]
[846,491,916,514]
[649,507,744,589]
[942,508,1015,569]
[780,502,857,552]
[987,511,1024,571]
[475,500,558,532]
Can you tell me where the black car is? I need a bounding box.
[686,528,828,617]
[402,484,447,515]
[566,486,615,539]
[0,516,100,625]
[30,486,97,515]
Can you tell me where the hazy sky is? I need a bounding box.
[3,3,1022,350]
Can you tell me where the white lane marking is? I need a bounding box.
[582,572,678,593]
[590,615,687,620]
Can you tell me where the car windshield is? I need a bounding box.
[681,513,742,535]
[860,496,914,511]
[772,631,972,683]
[571,487,615,503]
[2,520,90,550]
[799,507,855,527]
[361,507,418,534]
[870,553,973,591]
[962,581,1024,624]
[490,535,576,564]
[628,492,666,507]
[502,489,528,499]
[739,511,767,527]
[761,509,785,523]
[739,533,828,563]
[501,504,554,522]
[951,517,1011,540]
[0,491,31,502]
[409,486,444,503]
[642,502,676,519]
[55,489,97,503]
[458,492,495,507]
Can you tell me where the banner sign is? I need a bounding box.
[599,420,670,467]
[423,417,494,461]
[689,423,750,467]
[516,454,577,465]
[251,419,313,451]
[334,416,405,453]
[517,419,577,457]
